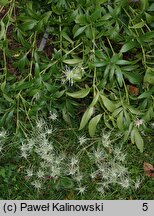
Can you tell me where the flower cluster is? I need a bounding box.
[89,131,142,196]
[19,120,142,196]
[62,65,85,86]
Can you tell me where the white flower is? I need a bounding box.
[90,172,97,179]
[20,143,28,152]
[151,122,154,128]
[74,174,83,182]
[21,150,28,159]
[78,135,87,145]
[70,157,79,166]
[26,169,33,177]
[119,177,130,189]
[94,149,103,161]
[62,65,84,86]
[68,166,78,175]
[45,128,53,135]
[49,112,58,121]
[27,138,35,149]
[51,166,60,177]
[134,178,141,190]
[77,186,86,195]
[96,186,105,195]
[36,118,45,130]
[31,180,42,189]
[134,118,144,128]
[0,129,7,138]
[101,132,111,147]
[37,170,45,178]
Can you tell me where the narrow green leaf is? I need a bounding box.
[120,40,138,53]
[66,87,90,98]
[117,111,124,130]
[0,0,9,6]
[148,3,154,11]
[0,20,5,40]
[144,67,154,84]
[61,31,74,44]
[130,21,146,29]
[100,95,116,112]
[89,92,99,107]
[79,107,94,130]
[63,59,82,65]
[134,127,144,153]
[74,26,87,38]
[88,114,102,137]
[112,107,123,117]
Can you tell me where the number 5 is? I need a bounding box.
[142,203,148,211]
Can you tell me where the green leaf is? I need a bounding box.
[34,62,40,78]
[63,59,82,65]
[88,114,102,137]
[117,111,124,130]
[74,26,87,38]
[0,0,9,6]
[91,61,107,67]
[66,87,90,98]
[22,19,38,30]
[144,67,154,84]
[120,40,138,53]
[148,3,154,11]
[89,92,100,107]
[126,105,143,115]
[133,127,144,153]
[90,8,102,22]
[75,15,89,25]
[123,71,142,85]
[112,107,123,117]
[3,94,14,103]
[140,31,154,42]
[100,95,116,112]
[0,20,5,40]
[79,107,94,130]
[61,31,74,44]
[138,87,154,99]
[130,21,146,29]
[115,66,124,87]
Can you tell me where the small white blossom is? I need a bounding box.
[94,149,103,161]
[62,65,84,86]
[134,118,144,128]
[51,166,60,177]
[21,150,28,159]
[49,112,58,121]
[151,122,154,128]
[70,157,79,166]
[36,118,45,130]
[20,143,28,152]
[31,180,42,189]
[74,174,83,182]
[37,170,45,178]
[26,169,33,177]
[78,135,87,145]
[77,186,86,195]
[68,166,78,175]
[134,178,141,190]
[96,186,105,195]
[119,178,130,189]
[0,129,7,138]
